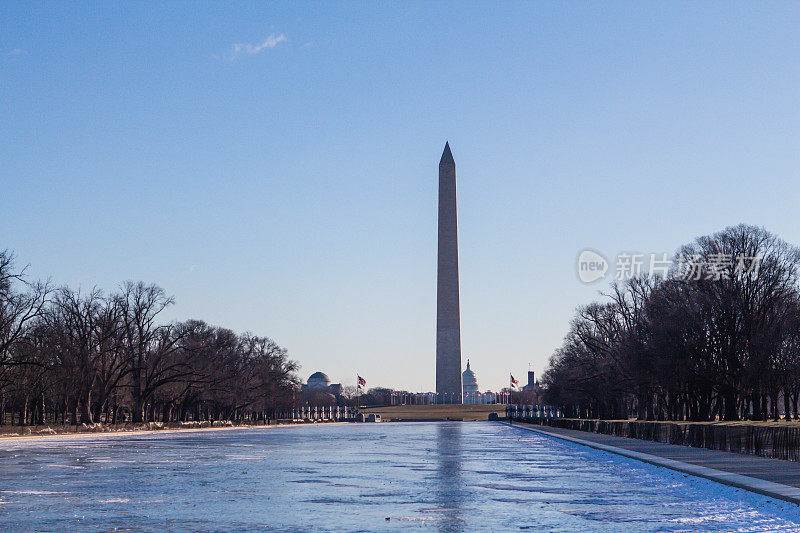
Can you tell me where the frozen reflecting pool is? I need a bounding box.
[1,422,799,531]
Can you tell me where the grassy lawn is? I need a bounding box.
[360,404,505,421]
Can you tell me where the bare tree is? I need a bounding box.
[0,250,51,366]
[0,249,301,426]
[115,281,185,423]
[544,225,800,422]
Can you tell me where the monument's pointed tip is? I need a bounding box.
[440,142,454,166]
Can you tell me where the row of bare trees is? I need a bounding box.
[543,224,800,422]
[0,250,299,426]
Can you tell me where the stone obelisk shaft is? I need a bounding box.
[436,142,462,402]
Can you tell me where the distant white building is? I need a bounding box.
[462,360,479,394]
[301,371,342,403]
[462,360,497,404]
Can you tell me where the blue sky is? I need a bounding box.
[2,2,799,391]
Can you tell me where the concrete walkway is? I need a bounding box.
[511,422,800,505]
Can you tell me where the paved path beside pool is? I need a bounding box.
[511,422,800,505]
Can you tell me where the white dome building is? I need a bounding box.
[301,372,342,405]
[306,371,332,389]
[462,360,479,394]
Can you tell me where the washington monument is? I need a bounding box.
[436,142,463,402]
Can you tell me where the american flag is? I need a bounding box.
[357,375,366,387]
[510,374,519,387]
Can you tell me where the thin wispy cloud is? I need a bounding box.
[1,48,24,57]
[217,34,287,60]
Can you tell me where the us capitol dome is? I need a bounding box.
[462,360,479,394]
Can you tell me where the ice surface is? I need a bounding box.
[0,422,799,531]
